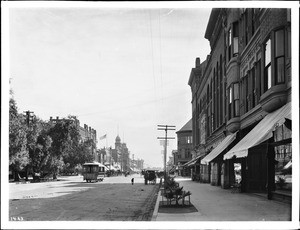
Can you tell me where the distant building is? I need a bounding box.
[49,116,98,160]
[109,135,130,172]
[175,119,193,176]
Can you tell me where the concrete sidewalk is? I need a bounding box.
[153,177,291,221]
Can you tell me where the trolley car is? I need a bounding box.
[82,162,106,182]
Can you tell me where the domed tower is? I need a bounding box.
[115,135,121,149]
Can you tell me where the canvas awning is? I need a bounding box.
[201,132,237,164]
[223,102,291,160]
[183,154,204,167]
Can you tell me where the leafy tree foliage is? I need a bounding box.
[9,91,97,181]
[47,116,95,174]
[9,97,29,180]
[29,129,53,174]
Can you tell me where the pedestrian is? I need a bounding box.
[131,178,134,185]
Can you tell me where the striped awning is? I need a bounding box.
[223,102,291,160]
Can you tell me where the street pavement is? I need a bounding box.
[154,177,291,221]
[9,174,159,221]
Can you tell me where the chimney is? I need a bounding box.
[195,57,200,68]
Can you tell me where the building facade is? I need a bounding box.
[187,8,291,197]
[175,119,193,176]
[109,135,131,172]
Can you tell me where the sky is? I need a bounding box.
[7,3,212,168]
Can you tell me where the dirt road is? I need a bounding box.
[9,174,160,221]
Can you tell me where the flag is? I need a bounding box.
[99,134,107,140]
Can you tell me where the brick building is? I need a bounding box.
[186,8,291,198]
[175,119,193,176]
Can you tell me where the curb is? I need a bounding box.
[151,190,161,221]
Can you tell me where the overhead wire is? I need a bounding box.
[148,9,159,123]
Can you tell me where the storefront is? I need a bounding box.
[183,154,204,181]
[201,132,237,188]
[223,103,291,198]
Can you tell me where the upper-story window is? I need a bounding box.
[275,29,285,84]
[228,83,239,120]
[264,38,272,92]
[233,21,239,55]
[227,21,239,63]
[228,28,232,60]
[262,27,287,94]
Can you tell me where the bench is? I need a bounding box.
[161,186,191,206]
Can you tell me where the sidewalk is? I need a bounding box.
[153,177,291,221]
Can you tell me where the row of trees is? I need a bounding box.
[9,93,95,181]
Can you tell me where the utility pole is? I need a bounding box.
[23,110,34,127]
[157,125,175,192]
[23,110,34,181]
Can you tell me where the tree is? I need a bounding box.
[29,129,53,175]
[47,116,84,177]
[61,127,95,173]
[9,97,29,181]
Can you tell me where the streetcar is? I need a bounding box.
[82,162,106,182]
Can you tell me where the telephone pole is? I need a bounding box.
[23,110,34,181]
[157,125,175,191]
[23,110,34,127]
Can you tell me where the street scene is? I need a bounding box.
[2,1,299,230]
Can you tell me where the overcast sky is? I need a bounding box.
[7,4,212,168]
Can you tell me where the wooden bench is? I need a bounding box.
[161,187,191,206]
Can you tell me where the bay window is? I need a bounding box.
[275,29,285,84]
[227,21,239,62]
[228,86,232,119]
[262,27,287,94]
[228,83,239,119]
[233,83,240,117]
[233,21,239,55]
[264,38,271,92]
